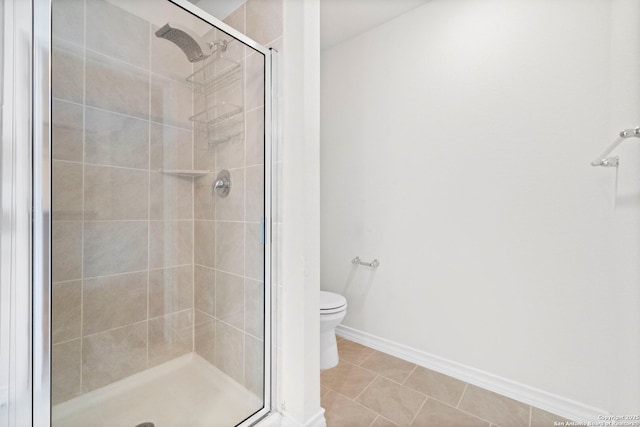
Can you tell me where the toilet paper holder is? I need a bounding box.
[352,257,380,268]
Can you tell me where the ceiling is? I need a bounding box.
[191,0,431,50]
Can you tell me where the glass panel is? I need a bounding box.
[50,1,267,425]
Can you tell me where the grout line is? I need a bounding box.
[408,396,429,426]
[146,20,152,371]
[427,394,496,426]
[367,416,380,427]
[81,319,149,339]
[528,405,533,427]
[78,0,87,395]
[351,371,378,402]
[402,364,418,385]
[358,347,377,366]
[456,383,468,408]
[53,99,193,133]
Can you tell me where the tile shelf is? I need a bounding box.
[158,169,211,178]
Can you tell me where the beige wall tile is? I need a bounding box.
[150,76,192,129]
[52,339,82,404]
[194,220,216,268]
[194,265,216,316]
[321,360,377,399]
[149,220,193,268]
[223,4,245,34]
[53,42,84,104]
[85,107,149,169]
[82,322,147,392]
[193,140,216,170]
[86,52,149,120]
[86,0,150,70]
[322,390,377,427]
[245,223,263,280]
[403,366,466,408]
[244,334,264,399]
[149,266,194,317]
[194,173,216,220]
[83,271,147,335]
[214,320,244,383]
[83,221,148,277]
[360,352,416,384]
[244,279,264,338]
[245,0,282,46]
[148,310,194,367]
[52,281,82,344]
[355,376,426,426]
[216,135,245,171]
[150,172,194,221]
[457,384,530,427]
[52,100,83,162]
[215,271,244,329]
[216,221,244,275]
[194,310,216,365]
[245,165,264,222]
[150,124,193,170]
[84,165,149,221]
[52,221,82,282]
[215,169,244,221]
[245,107,264,167]
[245,51,265,112]
[53,0,84,44]
[411,399,489,427]
[53,160,83,221]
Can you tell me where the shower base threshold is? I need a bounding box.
[52,353,262,427]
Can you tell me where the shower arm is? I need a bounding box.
[591,127,640,167]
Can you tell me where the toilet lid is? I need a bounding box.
[320,291,347,311]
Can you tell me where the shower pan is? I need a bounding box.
[30,0,275,425]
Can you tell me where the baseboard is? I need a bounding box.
[336,325,609,423]
[280,408,326,427]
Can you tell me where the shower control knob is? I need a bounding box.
[213,170,231,197]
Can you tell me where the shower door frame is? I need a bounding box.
[31,0,277,426]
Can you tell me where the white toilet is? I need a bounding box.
[320,291,348,369]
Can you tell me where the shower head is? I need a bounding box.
[155,23,211,63]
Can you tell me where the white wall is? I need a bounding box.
[321,0,640,414]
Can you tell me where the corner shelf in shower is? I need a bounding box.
[159,169,211,178]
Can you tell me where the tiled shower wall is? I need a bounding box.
[51,0,275,406]
[189,0,284,396]
[192,0,283,400]
[51,0,197,404]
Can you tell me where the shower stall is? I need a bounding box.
[24,0,275,425]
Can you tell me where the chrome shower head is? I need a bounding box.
[155,23,211,63]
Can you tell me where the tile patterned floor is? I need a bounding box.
[321,337,571,427]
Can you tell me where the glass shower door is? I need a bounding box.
[49,1,271,425]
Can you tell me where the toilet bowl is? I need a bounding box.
[320,291,347,369]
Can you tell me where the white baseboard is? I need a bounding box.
[280,408,326,427]
[336,325,609,423]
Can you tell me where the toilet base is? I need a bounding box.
[320,329,339,369]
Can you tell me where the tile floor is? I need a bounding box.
[321,337,571,427]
